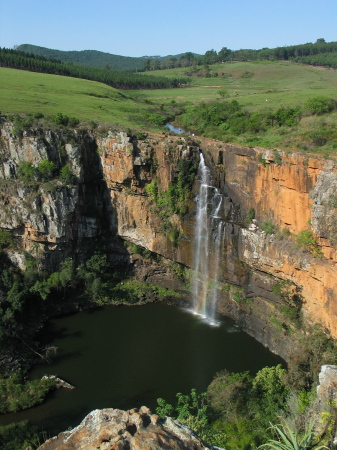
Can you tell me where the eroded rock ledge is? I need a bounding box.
[37,406,223,450]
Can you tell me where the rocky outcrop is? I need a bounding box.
[37,406,222,450]
[1,119,337,359]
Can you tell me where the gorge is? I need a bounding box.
[1,118,337,357]
[1,117,337,442]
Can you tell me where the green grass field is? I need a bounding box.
[0,68,159,130]
[133,61,337,112]
[1,62,337,155]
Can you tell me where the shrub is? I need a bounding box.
[17,161,35,181]
[267,106,301,127]
[261,220,277,234]
[0,421,42,450]
[244,207,255,226]
[218,89,228,98]
[37,159,57,181]
[59,165,75,184]
[145,181,158,202]
[0,374,55,413]
[296,229,323,257]
[305,96,337,115]
[12,115,32,137]
[55,113,69,126]
[68,117,80,127]
[0,230,13,249]
[144,113,166,126]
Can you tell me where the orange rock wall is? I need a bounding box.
[98,133,337,340]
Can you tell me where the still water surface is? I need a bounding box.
[1,303,283,434]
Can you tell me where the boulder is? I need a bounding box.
[38,406,224,450]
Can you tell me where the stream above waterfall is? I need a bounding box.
[0,302,284,435]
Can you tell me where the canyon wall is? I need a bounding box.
[1,120,337,360]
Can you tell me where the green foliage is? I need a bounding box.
[18,43,153,71]
[232,287,248,304]
[258,155,268,167]
[169,227,181,247]
[155,390,226,445]
[17,161,35,181]
[307,129,333,147]
[287,327,337,391]
[0,373,55,413]
[0,421,44,450]
[144,112,166,126]
[12,114,32,137]
[252,365,289,398]
[296,230,323,257]
[59,165,75,184]
[244,207,255,226]
[110,280,179,304]
[0,47,189,90]
[145,181,158,202]
[272,280,291,299]
[305,96,337,115]
[262,220,278,234]
[258,419,327,449]
[273,149,283,164]
[207,366,291,449]
[37,159,57,181]
[146,157,197,242]
[126,242,158,260]
[55,112,68,126]
[54,113,80,127]
[156,397,174,417]
[207,370,252,420]
[218,89,228,98]
[267,106,301,127]
[0,229,13,249]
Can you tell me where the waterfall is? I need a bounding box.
[192,153,225,325]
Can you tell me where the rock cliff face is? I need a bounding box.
[37,406,222,450]
[1,120,337,360]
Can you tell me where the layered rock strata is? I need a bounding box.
[1,120,337,359]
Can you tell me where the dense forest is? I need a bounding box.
[17,44,150,71]
[144,38,337,70]
[17,39,337,73]
[0,48,189,90]
[16,44,195,71]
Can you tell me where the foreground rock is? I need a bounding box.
[38,406,222,450]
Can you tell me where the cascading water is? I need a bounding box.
[192,153,225,325]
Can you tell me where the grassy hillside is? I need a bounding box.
[130,61,337,155]
[0,67,169,131]
[2,61,337,155]
[134,60,337,110]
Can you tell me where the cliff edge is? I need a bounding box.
[37,406,223,450]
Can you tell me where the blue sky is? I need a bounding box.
[1,0,336,57]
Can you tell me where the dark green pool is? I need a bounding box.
[0,303,283,434]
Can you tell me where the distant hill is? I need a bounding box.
[16,44,193,71]
[17,44,150,71]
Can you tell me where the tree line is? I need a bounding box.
[143,38,337,71]
[0,48,190,90]
[17,43,149,71]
